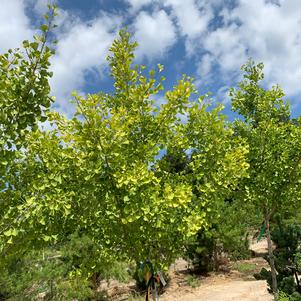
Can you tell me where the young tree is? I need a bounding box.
[0,5,57,259]
[230,61,301,300]
[0,30,249,274]
[0,5,57,187]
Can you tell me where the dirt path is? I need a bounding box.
[159,239,273,301]
[160,240,273,301]
[159,257,272,301]
[160,279,272,301]
[104,239,273,301]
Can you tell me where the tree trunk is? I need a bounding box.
[265,216,278,301]
[213,243,219,272]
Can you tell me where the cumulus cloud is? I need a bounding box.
[195,0,301,99]
[0,0,34,52]
[160,0,214,56]
[30,0,50,15]
[1,0,301,115]
[164,0,213,39]
[197,53,215,81]
[203,23,247,74]
[233,0,301,96]
[50,13,121,114]
[133,9,176,60]
[0,1,122,115]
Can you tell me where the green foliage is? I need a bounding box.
[184,199,253,273]
[230,60,290,125]
[231,61,301,218]
[231,262,257,273]
[186,274,200,288]
[279,291,301,301]
[0,6,57,184]
[231,60,301,297]
[0,29,249,273]
[3,7,301,298]
[2,5,301,301]
[0,233,133,300]
[295,253,301,270]
[279,291,292,301]
[214,199,254,261]
[185,231,216,273]
[278,291,301,301]
[254,219,301,297]
[158,149,190,174]
[0,6,58,265]
[0,250,94,301]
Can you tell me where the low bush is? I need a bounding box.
[254,217,301,299]
[184,201,252,273]
[0,232,133,300]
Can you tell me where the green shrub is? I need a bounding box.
[184,201,252,273]
[184,231,216,273]
[0,232,134,300]
[279,291,301,301]
[254,218,301,298]
[0,249,95,301]
[279,291,292,301]
[231,262,257,273]
[186,274,200,288]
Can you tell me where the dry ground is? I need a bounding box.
[103,239,273,301]
[160,257,272,301]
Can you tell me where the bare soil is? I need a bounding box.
[160,257,272,301]
[161,279,272,301]
[102,239,273,301]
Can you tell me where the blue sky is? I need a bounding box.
[0,0,301,119]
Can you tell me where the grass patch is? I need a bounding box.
[103,261,133,283]
[231,262,257,273]
[127,292,145,301]
[186,274,201,288]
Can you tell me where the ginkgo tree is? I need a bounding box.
[0,4,57,194]
[0,6,58,262]
[230,61,301,300]
[0,30,249,275]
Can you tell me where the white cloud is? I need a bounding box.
[197,53,215,81]
[133,10,176,60]
[216,85,231,104]
[192,0,301,100]
[0,0,33,52]
[49,13,121,115]
[164,0,213,39]
[152,94,167,109]
[162,0,214,57]
[2,0,301,115]
[0,1,118,115]
[30,0,50,15]
[231,0,301,96]
[203,23,247,73]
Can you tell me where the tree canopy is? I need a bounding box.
[0,30,249,271]
[1,12,300,299]
[230,61,301,299]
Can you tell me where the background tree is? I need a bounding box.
[158,116,252,272]
[230,61,301,300]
